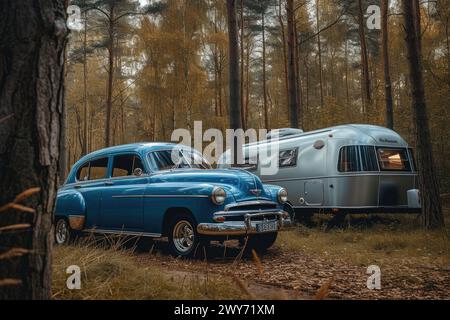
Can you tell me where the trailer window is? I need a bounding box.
[377,148,411,171]
[338,146,378,172]
[279,148,298,168]
[408,148,417,171]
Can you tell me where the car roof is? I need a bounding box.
[77,142,181,163]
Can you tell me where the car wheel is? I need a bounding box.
[55,218,71,245]
[245,232,278,254]
[168,215,200,258]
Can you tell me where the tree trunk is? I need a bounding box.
[294,19,303,128]
[304,54,310,115]
[83,10,89,154]
[402,0,444,228]
[287,0,298,128]
[105,6,115,147]
[357,0,371,109]
[262,12,269,129]
[227,0,242,165]
[226,0,242,130]
[316,0,324,107]
[382,0,394,129]
[245,39,250,123]
[0,0,68,299]
[277,0,289,115]
[345,39,350,108]
[240,0,246,130]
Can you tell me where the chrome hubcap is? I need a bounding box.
[55,220,69,244]
[173,220,195,253]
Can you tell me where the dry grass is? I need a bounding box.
[52,238,244,300]
[278,213,450,267]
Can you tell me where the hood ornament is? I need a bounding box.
[250,189,262,197]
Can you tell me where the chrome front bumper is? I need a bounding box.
[197,210,292,236]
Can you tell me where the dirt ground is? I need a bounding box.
[134,236,450,300]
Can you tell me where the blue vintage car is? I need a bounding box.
[55,143,292,257]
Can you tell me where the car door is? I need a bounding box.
[73,157,109,228]
[100,153,147,231]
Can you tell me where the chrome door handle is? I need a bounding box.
[104,181,114,186]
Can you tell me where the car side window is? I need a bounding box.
[89,158,109,180]
[76,162,90,181]
[112,154,144,177]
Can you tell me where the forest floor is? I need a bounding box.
[53,212,450,300]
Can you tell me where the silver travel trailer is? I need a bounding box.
[219,124,421,216]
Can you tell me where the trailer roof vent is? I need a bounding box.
[267,128,304,140]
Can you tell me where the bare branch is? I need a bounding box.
[299,13,345,45]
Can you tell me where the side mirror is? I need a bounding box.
[133,168,143,177]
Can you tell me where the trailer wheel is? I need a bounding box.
[325,212,347,231]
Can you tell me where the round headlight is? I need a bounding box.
[211,187,226,205]
[277,188,288,204]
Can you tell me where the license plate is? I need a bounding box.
[256,221,278,233]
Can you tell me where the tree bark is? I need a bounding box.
[227,0,242,130]
[294,19,303,128]
[105,5,115,147]
[287,0,298,128]
[402,0,444,228]
[277,0,290,115]
[0,0,68,299]
[240,0,246,130]
[83,9,89,154]
[357,0,371,109]
[227,0,242,163]
[316,0,324,107]
[262,12,269,129]
[345,39,350,108]
[381,0,394,129]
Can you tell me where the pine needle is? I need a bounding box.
[0,248,30,260]
[10,204,35,213]
[0,224,31,232]
[314,276,335,300]
[251,249,264,276]
[231,274,255,299]
[0,279,22,286]
[14,188,40,203]
[0,203,12,213]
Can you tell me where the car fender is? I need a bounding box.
[55,189,86,230]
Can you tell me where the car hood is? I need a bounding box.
[149,169,272,201]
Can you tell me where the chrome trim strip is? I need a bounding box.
[262,173,417,183]
[215,209,284,217]
[111,194,209,199]
[224,200,278,211]
[293,205,412,209]
[83,228,161,238]
[197,211,292,236]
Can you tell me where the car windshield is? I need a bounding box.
[148,149,211,172]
